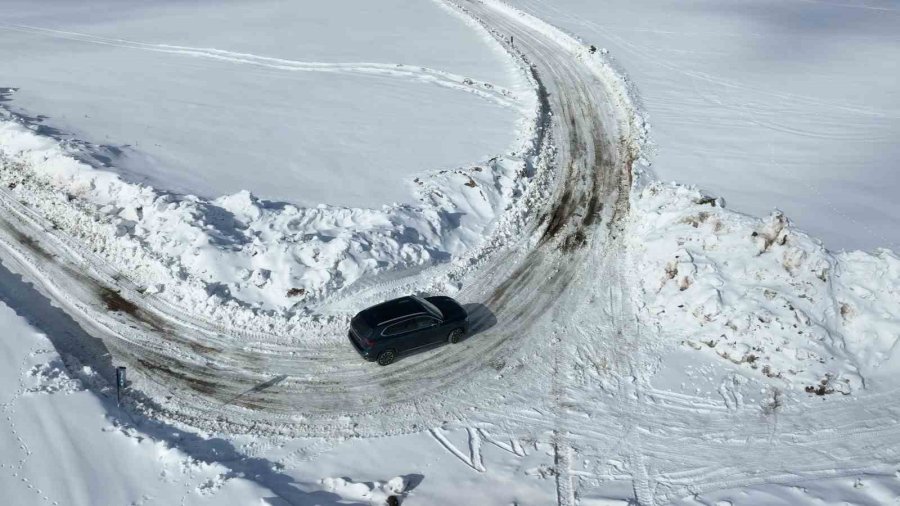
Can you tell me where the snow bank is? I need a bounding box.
[626,175,900,394]
[0,51,539,325]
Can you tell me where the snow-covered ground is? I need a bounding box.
[0,0,529,208]
[0,269,270,505]
[672,471,900,506]
[0,0,899,505]
[510,0,900,253]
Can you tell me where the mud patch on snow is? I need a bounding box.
[541,188,572,243]
[137,358,218,396]
[2,224,55,264]
[99,286,139,315]
[583,193,602,228]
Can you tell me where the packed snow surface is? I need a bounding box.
[510,0,900,252]
[0,0,530,208]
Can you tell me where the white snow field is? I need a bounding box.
[0,0,899,505]
[0,0,529,208]
[0,277,270,505]
[510,0,900,253]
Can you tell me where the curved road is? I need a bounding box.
[0,0,635,436]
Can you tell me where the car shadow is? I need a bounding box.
[462,302,498,337]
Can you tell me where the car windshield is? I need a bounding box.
[412,295,443,319]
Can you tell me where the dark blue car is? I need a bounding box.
[348,295,469,365]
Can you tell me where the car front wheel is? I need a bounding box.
[448,328,464,344]
[377,350,396,366]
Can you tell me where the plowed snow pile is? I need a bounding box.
[628,173,900,395]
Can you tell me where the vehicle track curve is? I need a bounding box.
[0,0,637,437]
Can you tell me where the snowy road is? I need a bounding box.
[0,0,633,434]
[0,0,898,503]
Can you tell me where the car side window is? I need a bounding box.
[410,316,439,331]
[383,318,415,336]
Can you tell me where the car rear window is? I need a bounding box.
[351,315,373,338]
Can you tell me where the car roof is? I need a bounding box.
[362,296,427,326]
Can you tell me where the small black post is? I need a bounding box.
[116,366,127,406]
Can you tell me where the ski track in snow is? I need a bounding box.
[428,427,487,474]
[0,0,899,504]
[0,23,521,109]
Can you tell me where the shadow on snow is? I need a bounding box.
[0,261,378,505]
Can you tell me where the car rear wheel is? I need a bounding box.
[448,328,464,344]
[377,350,396,366]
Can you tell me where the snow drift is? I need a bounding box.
[627,173,900,394]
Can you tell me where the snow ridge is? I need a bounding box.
[0,13,545,336]
[626,178,900,394]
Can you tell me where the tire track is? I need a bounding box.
[0,23,520,108]
[0,0,635,438]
